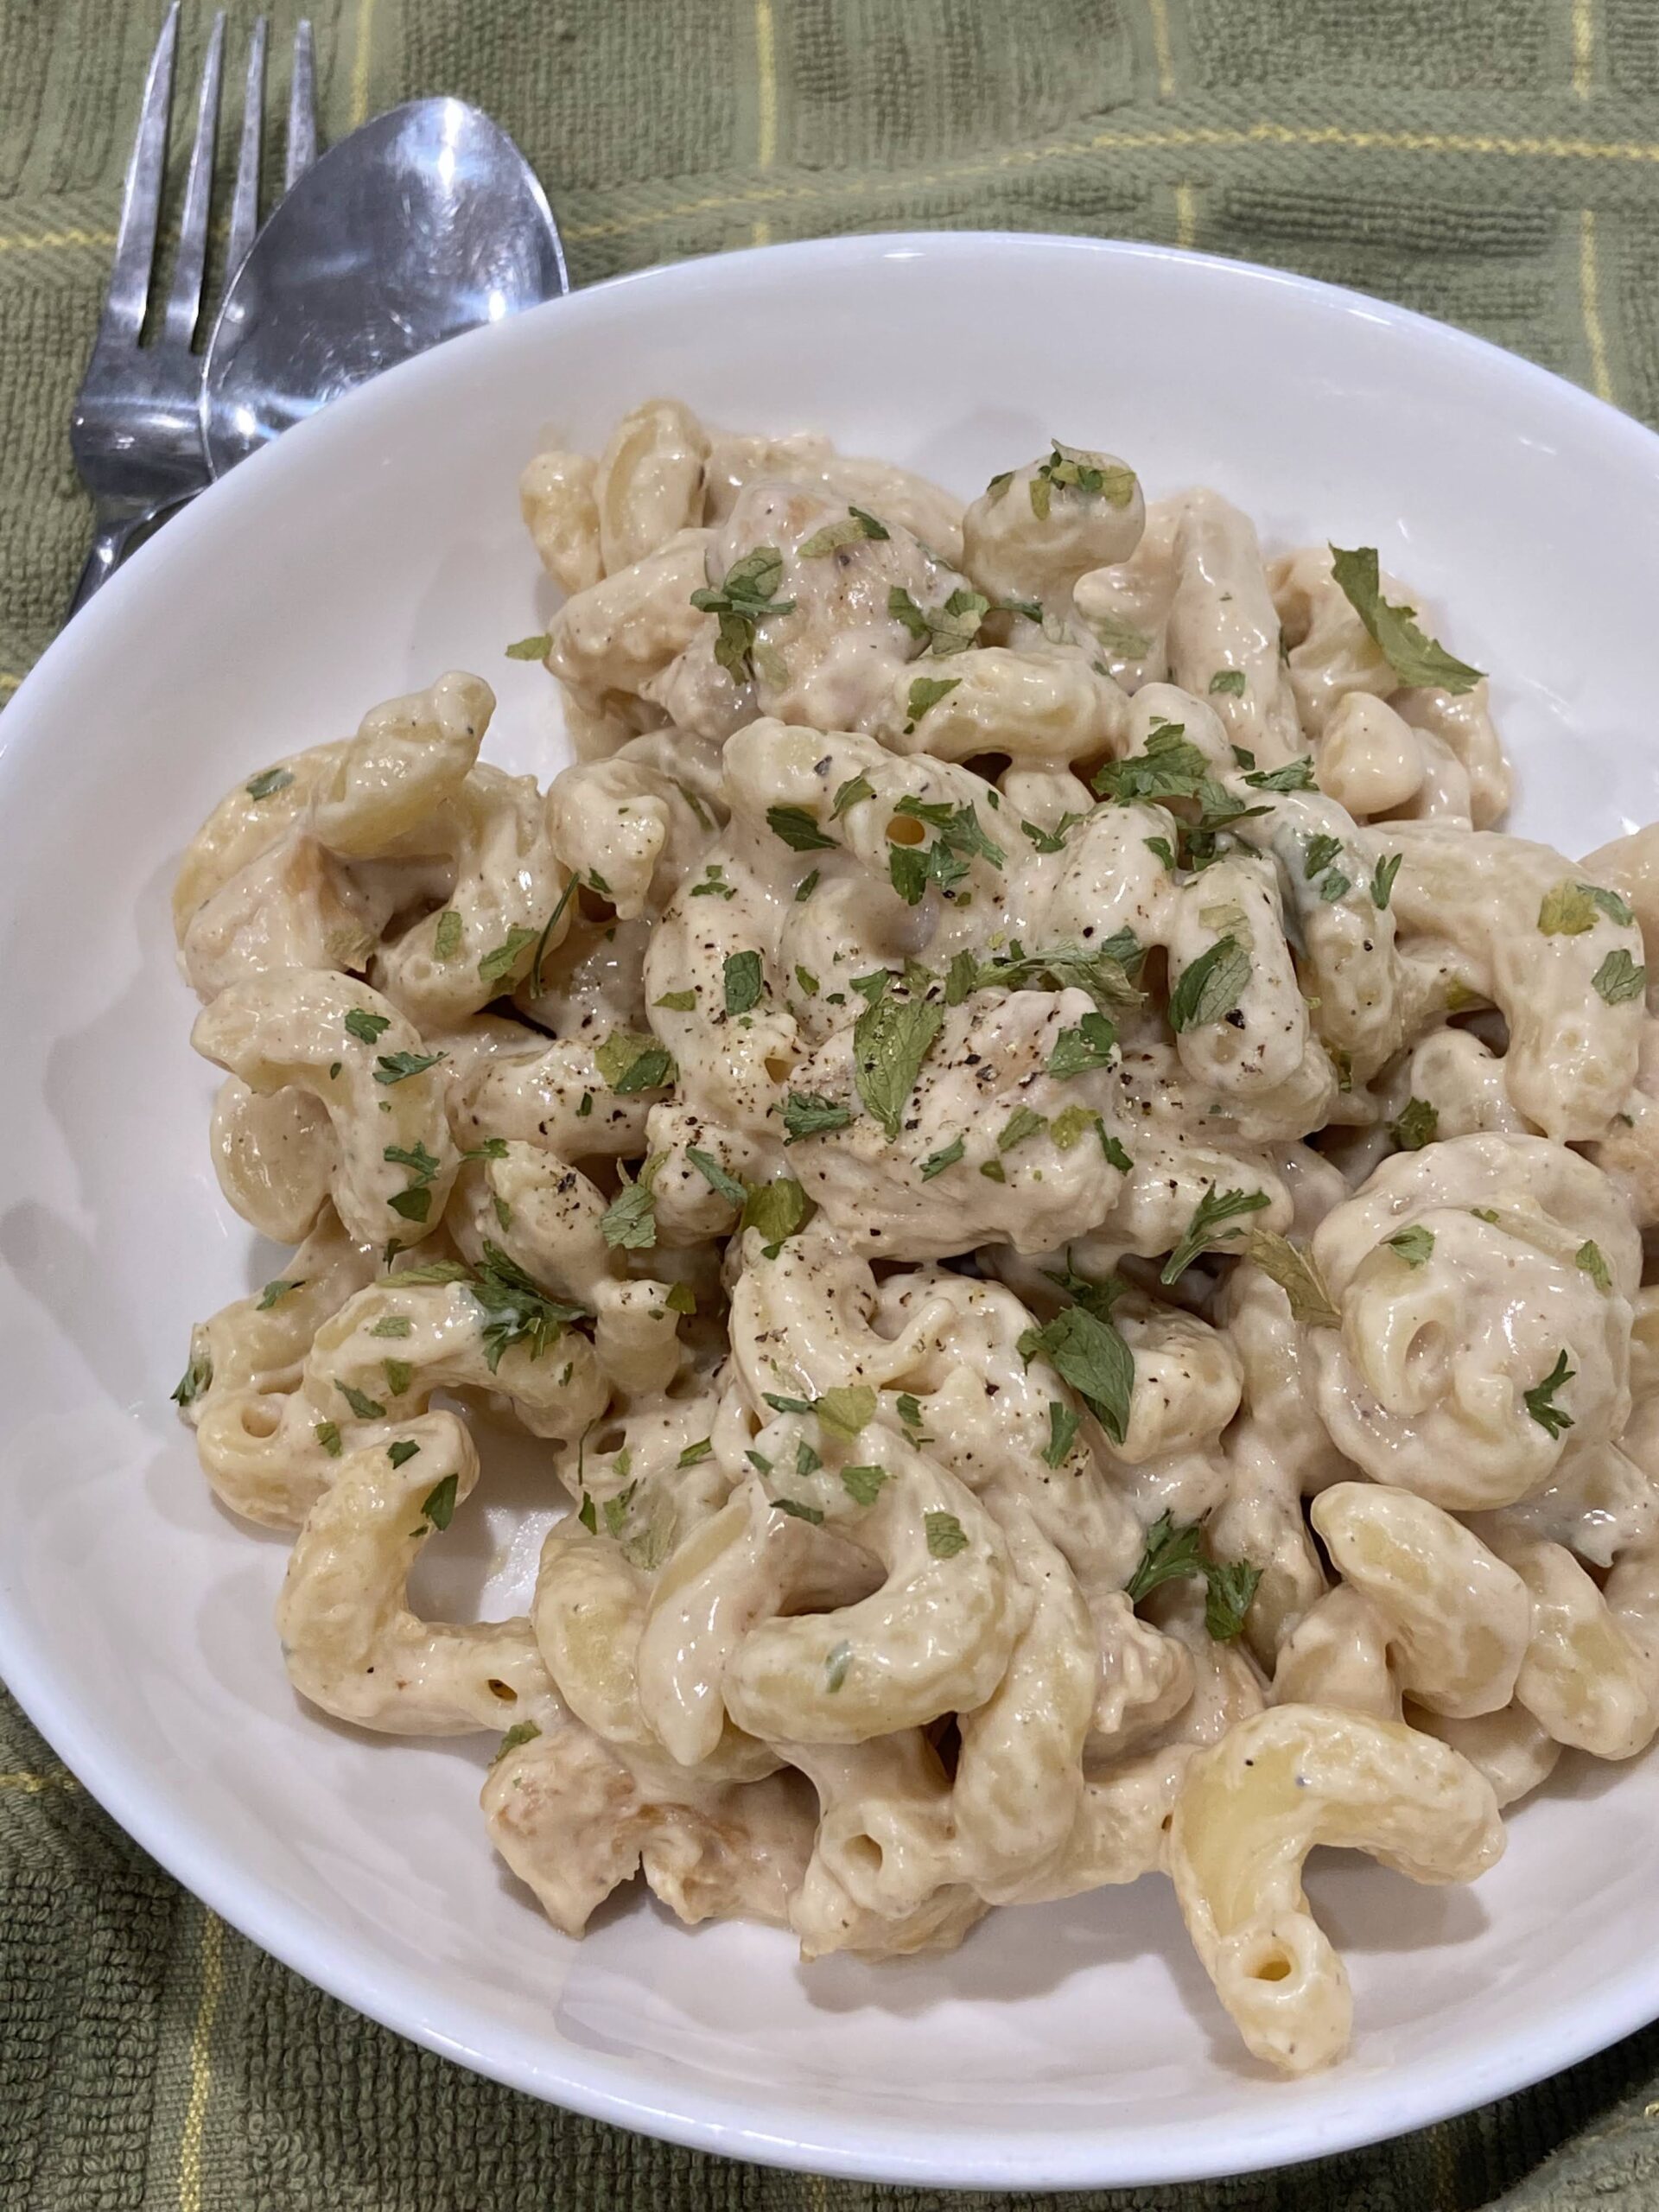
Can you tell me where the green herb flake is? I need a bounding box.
[383,1358,412,1396]
[387,1439,421,1470]
[1524,1350,1576,1440]
[418,1472,460,1532]
[1576,1240,1612,1294]
[505,632,550,660]
[337,1381,386,1420]
[1385,1225,1436,1268]
[854,985,944,1141]
[370,1314,412,1338]
[740,1176,815,1256]
[594,1030,676,1093]
[824,1640,854,1691]
[920,1134,965,1180]
[432,910,463,962]
[1161,1183,1272,1284]
[600,1168,658,1250]
[1329,544,1483,694]
[772,1497,824,1525]
[905,675,962,731]
[817,1384,877,1439]
[766,804,837,853]
[1020,1303,1135,1446]
[492,1719,542,1763]
[257,1279,302,1311]
[783,1090,852,1141]
[687,1147,747,1206]
[1241,756,1317,792]
[677,1437,715,1468]
[170,1349,212,1408]
[373,1049,445,1085]
[1390,1096,1440,1152]
[1370,853,1402,911]
[345,1007,391,1046]
[830,773,875,818]
[1209,670,1247,697]
[1243,1231,1339,1325]
[1594,950,1647,1005]
[841,1465,887,1507]
[723,950,765,1015]
[925,1510,969,1559]
[1167,935,1250,1031]
[1047,1011,1117,1077]
[314,1420,342,1457]
[690,544,798,683]
[245,766,296,801]
[997,1105,1048,1154]
[1042,1401,1079,1467]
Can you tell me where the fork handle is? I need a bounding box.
[67,513,150,619]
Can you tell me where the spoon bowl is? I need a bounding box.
[202,96,566,474]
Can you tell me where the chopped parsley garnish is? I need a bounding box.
[468,1242,588,1371]
[1243,1231,1339,1325]
[493,1719,542,1762]
[314,1421,342,1457]
[245,766,295,801]
[336,1381,386,1420]
[654,989,697,1012]
[1167,936,1250,1031]
[1385,1225,1435,1268]
[1161,1184,1272,1283]
[1046,1011,1117,1077]
[690,545,797,682]
[594,1030,676,1093]
[170,1349,212,1408]
[853,983,944,1139]
[1240,756,1317,792]
[387,1439,421,1470]
[783,1091,852,1141]
[257,1279,302,1311]
[1524,1350,1575,1440]
[505,633,550,659]
[1042,1402,1079,1466]
[1370,853,1402,911]
[998,1105,1047,1153]
[416,1472,459,1533]
[1576,1240,1612,1294]
[1018,1302,1134,1446]
[599,1162,659,1250]
[904,675,961,732]
[919,1134,964,1179]
[739,1176,814,1256]
[887,583,990,658]
[1028,442,1136,521]
[766,804,837,852]
[824,1640,854,1691]
[478,925,538,988]
[370,1315,412,1338]
[433,910,463,961]
[925,1510,969,1558]
[1209,669,1246,697]
[688,1148,747,1205]
[723,950,764,1014]
[1593,950,1646,1005]
[831,772,875,818]
[1125,1510,1261,1641]
[373,1050,445,1085]
[798,505,890,557]
[677,1437,715,1468]
[344,1007,391,1046]
[1389,1096,1440,1152]
[1329,544,1483,694]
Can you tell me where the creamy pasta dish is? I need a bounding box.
[170,399,1659,2076]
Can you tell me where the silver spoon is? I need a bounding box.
[203,96,567,476]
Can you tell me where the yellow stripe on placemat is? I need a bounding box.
[563,115,1659,245]
[178,1909,225,2212]
[0,227,118,255]
[0,1768,78,1791]
[752,0,778,245]
[351,0,378,129]
[1147,0,1176,98]
[1580,207,1613,401]
[1573,0,1596,100]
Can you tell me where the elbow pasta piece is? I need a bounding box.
[868,645,1128,769]
[304,1276,608,1445]
[1395,682,1510,830]
[210,1076,338,1245]
[1584,823,1659,993]
[519,448,603,595]
[1269,543,1395,739]
[485,1712,816,1936]
[1309,1483,1530,1718]
[276,1412,552,1732]
[547,528,714,713]
[785,1736,986,1959]
[594,398,710,574]
[1165,492,1303,766]
[1313,693,1426,818]
[702,429,967,562]
[179,822,385,1002]
[1311,1133,1637,1510]
[1271,1586,1401,1720]
[311,671,491,860]
[960,443,1145,607]
[1407,1701,1561,1809]
[1478,1521,1659,1759]
[1586,1017,1659,1226]
[1169,1705,1503,2073]
[1384,823,1643,1140]
[191,969,461,1249]
[371,766,569,1027]
[547,754,711,921]
[1070,495,1179,690]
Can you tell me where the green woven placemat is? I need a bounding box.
[8,3,1659,2203]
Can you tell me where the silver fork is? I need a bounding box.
[67,6,317,616]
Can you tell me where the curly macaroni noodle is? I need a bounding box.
[168,399,1659,2075]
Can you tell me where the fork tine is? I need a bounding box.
[162,12,226,346]
[226,17,267,280]
[101,3,180,343]
[285,21,317,190]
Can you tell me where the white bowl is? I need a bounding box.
[4,232,1659,2192]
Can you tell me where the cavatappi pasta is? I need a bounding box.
[169,400,1659,2075]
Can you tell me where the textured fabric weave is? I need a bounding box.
[7,2,1659,2203]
